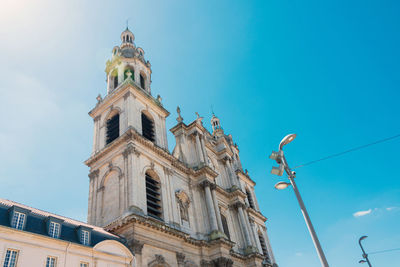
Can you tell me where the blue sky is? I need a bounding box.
[1,0,399,266]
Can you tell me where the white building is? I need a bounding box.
[85,28,277,267]
[0,199,134,267]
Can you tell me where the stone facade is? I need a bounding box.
[85,28,277,267]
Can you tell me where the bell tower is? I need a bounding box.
[85,28,169,227]
[84,27,277,267]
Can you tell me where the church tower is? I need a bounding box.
[85,28,277,267]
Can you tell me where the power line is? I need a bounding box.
[293,133,400,169]
[369,248,400,255]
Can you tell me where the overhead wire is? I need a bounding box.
[293,133,400,169]
[368,248,400,255]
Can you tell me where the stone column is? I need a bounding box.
[263,227,276,264]
[224,158,237,188]
[236,203,252,248]
[123,92,130,132]
[203,181,218,232]
[211,186,224,232]
[129,147,142,214]
[244,211,257,247]
[195,132,205,164]
[176,252,185,267]
[228,159,239,188]
[249,218,262,254]
[93,116,100,154]
[88,169,99,225]
[129,240,144,267]
[199,135,208,163]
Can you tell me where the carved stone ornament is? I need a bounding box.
[176,106,183,123]
[148,254,169,267]
[176,190,190,222]
[88,169,99,180]
[150,162,155,170]
[123,144,136,158]
[200,260,212,267]
[212,257,233,267]
[128,239,144,254]
[96,94,102,103]
[176,252,186,264]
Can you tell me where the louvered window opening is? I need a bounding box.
[246,189,255,210]
[113,76,118,89]
[146,174,162,219]
[221,214,230,240]
[141,113,155,142]
[259,233,268,258]
[140,74,145,89]
[106,114,119,144]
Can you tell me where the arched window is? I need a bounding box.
[123,36,126,42]
[124,67,135,81]
[220,213,230,240]
[145,171,162,220]
[258,232,269,260]
[246,188,255,209]
[141,112,155,142]
[111,69,118,89]
[106,113,119,144]
[140,73,146,89]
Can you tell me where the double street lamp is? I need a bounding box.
[269,134,329,267]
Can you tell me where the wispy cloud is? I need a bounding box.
[353,209,372,217]
[295,252,303,257]
[386,207,399,211]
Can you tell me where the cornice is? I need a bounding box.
[85,127,217,180]
[106,213,213,248]
[236,170,256,186]
[247,207,267,222]
[89,80,169,118]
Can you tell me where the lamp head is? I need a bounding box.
[359,236,368,242]
[279,134,297,150]
[359,260,367,264]
[274,181,291,190]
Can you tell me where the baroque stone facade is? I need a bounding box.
[85,28,277,267]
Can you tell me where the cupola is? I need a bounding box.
[211,113,224,137]
[120,27,135,48]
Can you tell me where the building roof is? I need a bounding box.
[0,198,125,247]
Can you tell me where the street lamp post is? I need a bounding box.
[270,134,329,267]
[358,236,372,266]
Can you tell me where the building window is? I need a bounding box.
[145,172,162,220]
[258,232,268,258]
[220,214,230,240]
[106,113,119,144]
[80,262,89,267]
[49,221,61,238]
[3,249,18,267]
[80,230,90,246]
[11,211,25,230]
[140,74,145,89]
[246,188,255,210]
[46,256,57,267]
[141,113,155,142]
[113,76,118,89]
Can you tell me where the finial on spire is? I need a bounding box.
[176,106,183,123]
